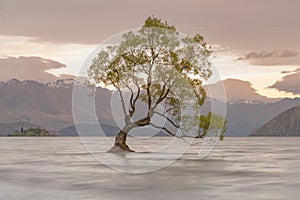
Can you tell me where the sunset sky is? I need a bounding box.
[0,0,299,98]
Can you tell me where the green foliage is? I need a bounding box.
[199,112,227,140]
[143,16,176,31]
[88,16,226,141]
[9,127,55,137]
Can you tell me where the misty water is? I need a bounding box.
[0,137,300,200]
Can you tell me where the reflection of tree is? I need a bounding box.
[88,16,226,152]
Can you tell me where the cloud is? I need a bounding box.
[236,50,299,66]
[207,79,277,103]
[0,56,74,82]
[0,35,96,75]
[237,50,298,60]
[0,0,300,50]
[269,68,300,94]
[281,70,295,74]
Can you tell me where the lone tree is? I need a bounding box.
[89,16,226,152]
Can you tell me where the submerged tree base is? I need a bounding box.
[107,129,135,153]
[107,144,135,153]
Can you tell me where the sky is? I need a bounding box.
[0,0,299,98]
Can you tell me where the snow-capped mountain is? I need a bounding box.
[0,78,113,135]
[1,78,300,136]
[46,78,79,89]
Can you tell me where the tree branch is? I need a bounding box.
[164,105,180,114]
[131,79,140,116]
[153,111,181,129]
[149,123,177,137]
[150,122,206,140]
[113,83,128,117]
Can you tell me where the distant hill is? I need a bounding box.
[226,98,300,136]
[58,123,169,137]
[251,106,300,136]
[0,122,46,136]
[1,78,300,136]
[58,123,120,136]
[0,78,114,132]
[9,127,55,137]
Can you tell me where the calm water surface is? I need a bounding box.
[0,137,299,200]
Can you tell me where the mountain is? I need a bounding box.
[0,78,114,134]
[205,79,300,136]
[251,106,300,136]
[58,123,120,136]
[58,124,169,137]
[226,98,300,136]
[1,78,300,137]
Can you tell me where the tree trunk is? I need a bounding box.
[108,130,134,153]
[107,117,151,153]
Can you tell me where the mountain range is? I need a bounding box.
[226,98,300,136]
[251,106,300,136]
[0,78,300,136]
[0,78,114,136]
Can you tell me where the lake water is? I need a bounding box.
[0,137,300,200]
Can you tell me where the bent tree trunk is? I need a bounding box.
[107,117,150,153]
[108,130,134,153]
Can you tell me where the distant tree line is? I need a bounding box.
[9,127,55,137]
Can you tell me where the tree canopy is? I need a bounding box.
[88,16,226,152]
